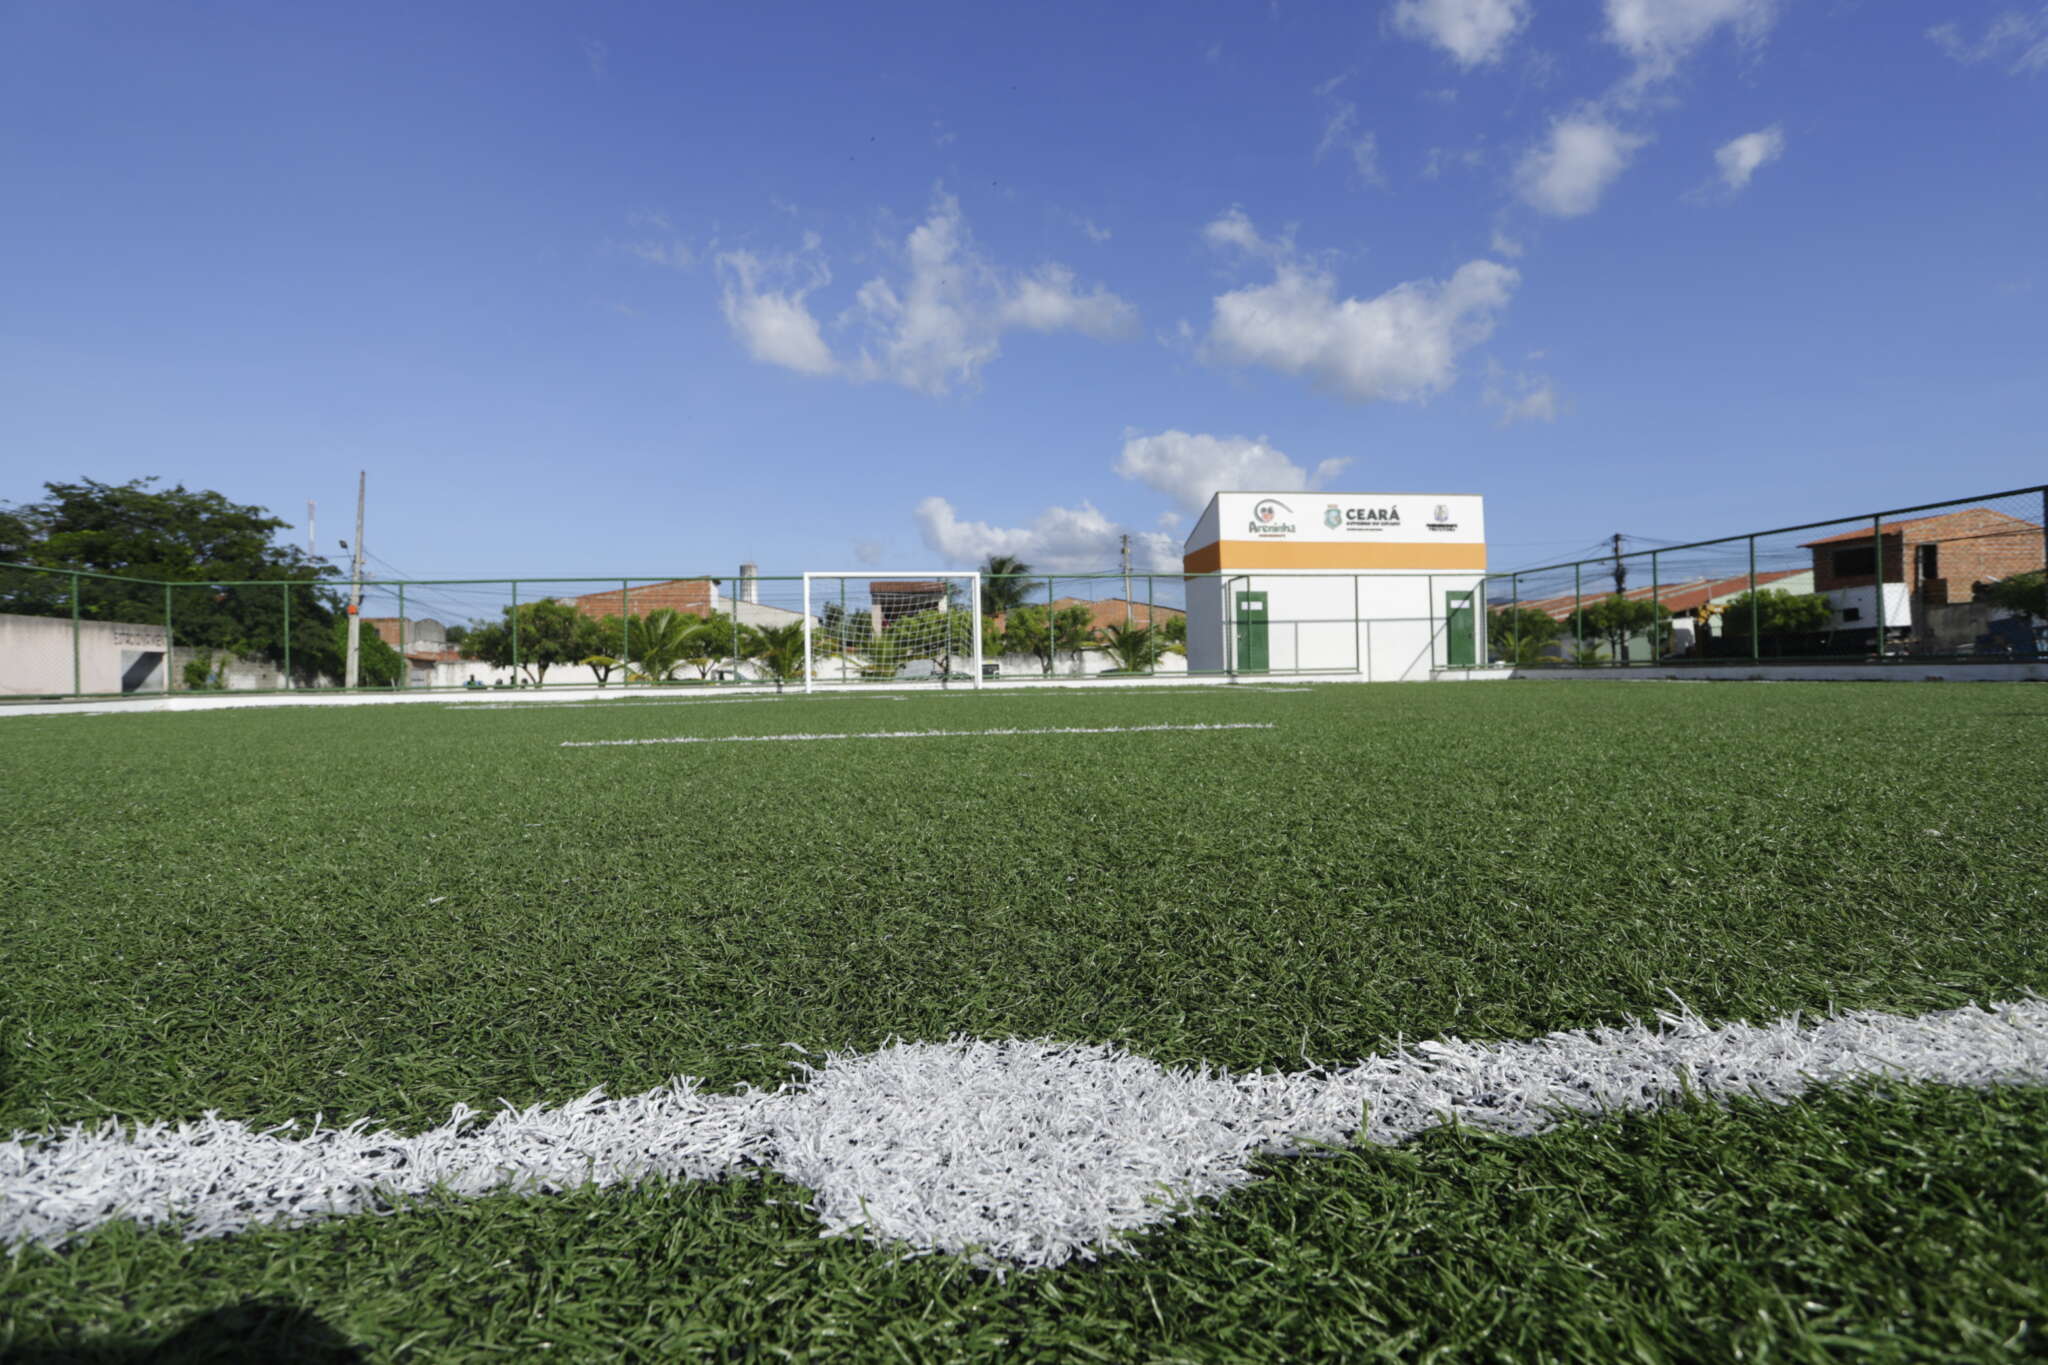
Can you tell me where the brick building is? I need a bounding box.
[1801,507,2044,635]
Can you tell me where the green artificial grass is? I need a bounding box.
[3,682,2046,1360]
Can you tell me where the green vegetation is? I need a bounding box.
[1979,570,2046,620]
[1720,587,1835,638]
[1488,605,1562,664]
[3,683,2046,1360]
[1566,593,1673,662]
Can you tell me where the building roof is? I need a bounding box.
[1500,568,1809,621]
[1798,508,2042,548]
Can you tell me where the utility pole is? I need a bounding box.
[307,501,316,558]
[1120,533,1132,626]
[1611,533,1627,595]
[344,472,366,688]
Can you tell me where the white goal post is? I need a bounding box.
[801,572,983,693]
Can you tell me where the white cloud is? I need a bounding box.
[1484,364,1560,425]
[715,245,837,376]
[624,239,694,269]
[853,540,886,567]
[848,192,1138,394]
[1929,10,2048,75]
[1390,0,1531,68]
[914,497,1179,573]
[1714,125,1784,191]
[1115,430,1352,514]
[1490,229,1524,258]
[1603,0,1780,86]
[1515,115,1649,217]
[1201,211,1517,403]
[1315,103,1384,186]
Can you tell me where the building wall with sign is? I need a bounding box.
[1182,492,1487,679]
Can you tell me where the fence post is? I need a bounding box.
[1427,573,1436,673]
[729,583,740,687]
[397,583,407,689]
[621,581,631,690]
[281,582,292,689]
[1650,550,1660,661]
[1871,515,1885,659]
[70,572,81,697]
[162,582,172,696]
[1748,535,1759,661]
[1511,573,1520,662]
[1045,577,1054,678]
[1572,562,1582,664]
[1147,573,1156,676]
[510,580,520,686]
[1353,574,1361,677]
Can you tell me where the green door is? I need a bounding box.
[1234,591,1269,672]
[1444,590,1475,667]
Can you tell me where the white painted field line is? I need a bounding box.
[559,722,1277,748]
[454,694,912,712]
[6,1000,2045,1269]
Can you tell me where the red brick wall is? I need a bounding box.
[571,580,716,619]
[1810,509,2043,597]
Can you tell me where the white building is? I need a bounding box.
[1182,492,1487,680]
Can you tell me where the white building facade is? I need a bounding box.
[1182,492,1487,681]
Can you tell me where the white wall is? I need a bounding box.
[2,613,169,695]
[1824,583,1913,631]
[1183,573,1484,681]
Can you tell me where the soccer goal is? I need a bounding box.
[801,572,983,692]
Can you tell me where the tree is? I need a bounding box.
[741,622,807,692]
[1160,614,1187,649]
[1978,572,2047,621]
[575,614,627,686]
[1097,622,1163,672]
[1564,594,1670,663]
[1489,606,1561,665]
[460,598,584,685]
[999,603,1095,673]
[979,554,1035,616]
[622,608,688,681]
[1717,589,1834,640]
[678,612,738,680]
[0,477,343,681]
[336,614,404,687]
[888,607,979,680]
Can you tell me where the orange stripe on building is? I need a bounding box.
[1181,541,1488,573]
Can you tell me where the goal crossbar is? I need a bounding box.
[801,571,983,693]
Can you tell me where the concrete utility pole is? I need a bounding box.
[1611,533,1627,595]
[1121,533,1132,625]
[307,501,316,558]
[344,472,366,688]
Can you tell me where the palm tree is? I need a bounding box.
[1098,622,1161,673]
[631,608,695,682]
[742,622,808,692]
[980,554,1035,616]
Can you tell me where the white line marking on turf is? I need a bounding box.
[6,1000,2045,1269]
[559,722,1277,748]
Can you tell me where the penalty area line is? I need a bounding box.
[559,722,1277,748]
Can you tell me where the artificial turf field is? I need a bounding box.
[3,681,2046,1362]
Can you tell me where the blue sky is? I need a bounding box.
[3,0,2044,583]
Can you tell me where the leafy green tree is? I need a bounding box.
[576,614,628,686]
[337,615,404,687]
[889,607,978,679]
[1489,606,1562,664]
[1564,594,1671,663]
[1978,572,2047,621]
[1000,603,1096,672]
[1160,613,1187,647]
[979,554,1035,616]
[679,612,737,680]
[0,477,342,681]
[741,622,807,692]
[1719,589,1834,638]
[626,608,695,681]
[460,598,584,685]
[1097,622,1163,672]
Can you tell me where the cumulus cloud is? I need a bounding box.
[1929,10,2048,76]
[914,497,1178,573]
[1390,0,1531,68]
[1515,115,1650,217]
[1115,431,1351,515]
[715,243,836,376]
[1604,0,1781,87]
[1200,211,1517,403]
[1713,125,1784,191]
[847,193,1138,394]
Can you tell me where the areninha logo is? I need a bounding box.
[1250,498,1296,536]
[1427,503,1459,532]
[1324,504,1343,530]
